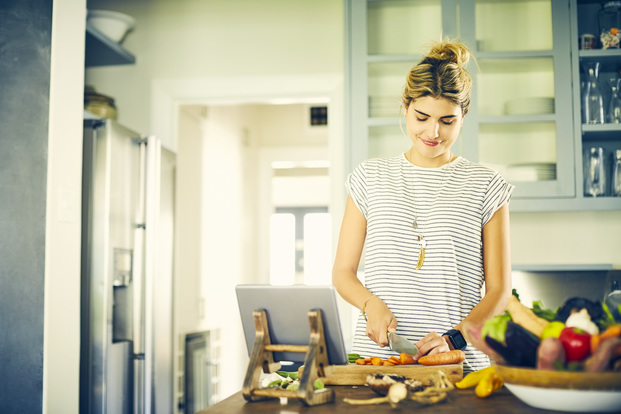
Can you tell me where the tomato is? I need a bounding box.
[559,327,591,362]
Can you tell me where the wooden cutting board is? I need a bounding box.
[314,363,463,385]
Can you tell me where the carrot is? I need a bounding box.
[400,353,415,365]
[382,360,396,366]
[418,349,466,366]
[591,333,601,354]
[355,358,366,365]
[601,324,621,341]
[389,355,401,365]
[371,357,382,366]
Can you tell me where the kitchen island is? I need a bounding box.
[198,385,572,413]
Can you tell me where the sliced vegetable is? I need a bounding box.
[400,353,415,365]
[418,349,465,366]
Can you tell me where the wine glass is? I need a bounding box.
[585,147,606,197]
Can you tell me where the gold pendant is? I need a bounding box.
[416,236,426,270]
[416,246,425,270]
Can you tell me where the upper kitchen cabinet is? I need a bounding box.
[345,0,621,211]
[345,0,459,170]
[570,0,621,210]
[459,0,575,204]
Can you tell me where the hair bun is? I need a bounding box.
[427,40,471,68]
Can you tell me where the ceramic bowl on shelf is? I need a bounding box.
[87,10,135,44]
[494,364,621,413]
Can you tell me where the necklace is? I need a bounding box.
[406,152,456,270]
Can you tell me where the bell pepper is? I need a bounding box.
[474,371,504,398]
[559,326,591,362]
[455,366,496,389]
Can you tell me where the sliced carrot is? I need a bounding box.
[382,360,396,366]
[418,350,466,366]
[400,353,415,365]
[371,357,382,366]
[388,356,401,365]
[355,358,366,365]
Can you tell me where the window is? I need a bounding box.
[269,207,332,285]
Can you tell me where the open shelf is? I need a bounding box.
[85,22,135,67]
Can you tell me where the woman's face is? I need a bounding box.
[404,96,464,167]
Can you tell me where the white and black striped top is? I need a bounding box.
[346,154,514,373]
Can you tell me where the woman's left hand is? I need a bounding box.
[412,331,451,361]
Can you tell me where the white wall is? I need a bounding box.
[85,0,344,146]
[45,0,86,413]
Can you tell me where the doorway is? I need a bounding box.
[173,95,343,408]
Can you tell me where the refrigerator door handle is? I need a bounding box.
[133,135,161,414]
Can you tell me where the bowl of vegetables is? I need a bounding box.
[464,295,621,412]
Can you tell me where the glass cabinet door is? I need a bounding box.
[346,0,458,170]
[459,0,575,199]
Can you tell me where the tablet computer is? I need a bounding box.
[235,284,348,366]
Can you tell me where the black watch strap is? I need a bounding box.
[444,329,467,351]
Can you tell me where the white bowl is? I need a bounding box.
[495,364,621,413]
[87,10,135,44]
[505,383,621,413]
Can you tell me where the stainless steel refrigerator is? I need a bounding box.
[80,119,175,413]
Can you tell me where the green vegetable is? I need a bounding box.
[348,353,362,363]
[286,383,299,391]
[267,380,282,388]
[532,300,558,322]
[276,371,299,380]
[481,314,511,345]
[314,379,324,390]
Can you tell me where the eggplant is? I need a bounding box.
[484,321,540,368]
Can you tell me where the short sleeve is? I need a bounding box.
[481,172,514,227]
[345,162,368,219]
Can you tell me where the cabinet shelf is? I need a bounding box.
[479,114,557,124]
[85,22,136,67]
[476,50,555,59]
[582,124,621,140]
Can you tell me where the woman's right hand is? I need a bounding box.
[364,296,397,347]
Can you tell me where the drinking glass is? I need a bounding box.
[613,149,621,196]
[585,147,606,197]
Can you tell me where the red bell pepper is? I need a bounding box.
[559,327,592,362]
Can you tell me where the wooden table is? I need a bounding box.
[198,385,573,414]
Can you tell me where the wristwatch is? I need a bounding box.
[443,329,467,351]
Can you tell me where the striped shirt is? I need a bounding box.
[346,154,514,373]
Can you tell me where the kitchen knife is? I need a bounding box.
[388,332,418,355]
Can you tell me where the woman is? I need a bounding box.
[332,40,513,373]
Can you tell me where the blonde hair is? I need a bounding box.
[402,40,474,115]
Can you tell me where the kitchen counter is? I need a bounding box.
[198,385,572,414]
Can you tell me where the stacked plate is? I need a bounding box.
[369,96,401,118]
[505,162,556,182]
[505,97,555,115]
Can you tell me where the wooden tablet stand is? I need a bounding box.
[241,309,335,406]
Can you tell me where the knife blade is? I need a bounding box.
[388,332,418,355]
